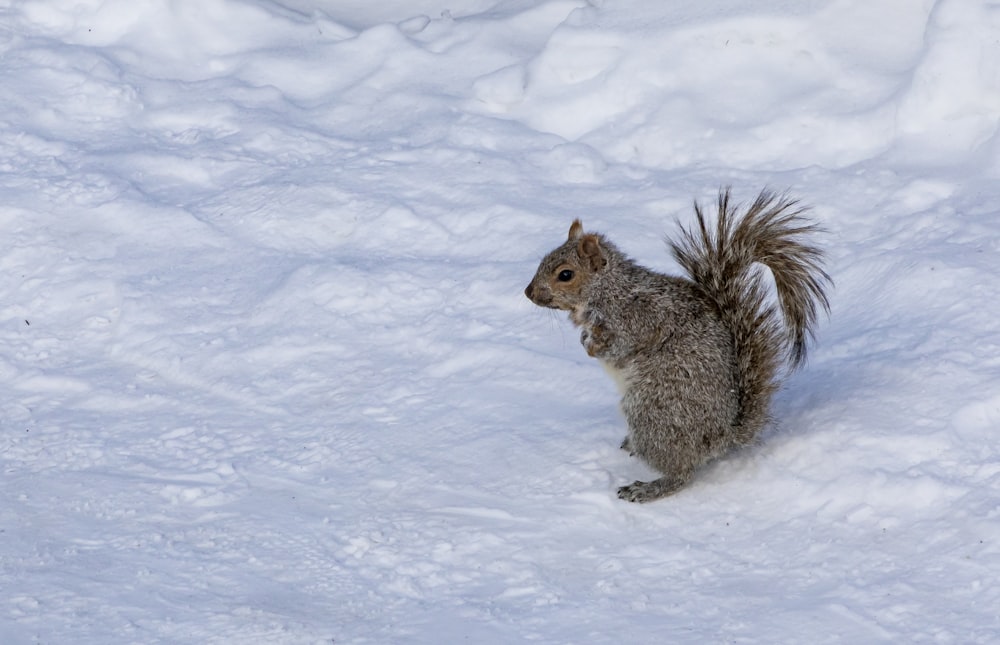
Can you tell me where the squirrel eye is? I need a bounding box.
[557,269,574,282]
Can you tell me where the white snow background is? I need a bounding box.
[2,0,999,642]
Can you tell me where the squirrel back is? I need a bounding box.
[525,187,830,502]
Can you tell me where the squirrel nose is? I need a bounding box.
[524,283,534,299]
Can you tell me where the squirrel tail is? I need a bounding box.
[670,188,831,437]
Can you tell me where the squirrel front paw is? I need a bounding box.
[580,323,612,358]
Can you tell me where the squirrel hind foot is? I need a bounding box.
[617,476,688,503]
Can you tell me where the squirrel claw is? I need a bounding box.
[617,482,651,503]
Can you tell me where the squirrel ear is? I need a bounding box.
[568,219,583,240]
[578,234,607,271]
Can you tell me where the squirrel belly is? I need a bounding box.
[598,358,629,397]
[525,187,831,503]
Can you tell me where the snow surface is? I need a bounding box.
[2,0,999,642]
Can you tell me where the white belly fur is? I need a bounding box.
[599,359,629,396]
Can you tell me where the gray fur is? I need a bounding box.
[524,188,831,503]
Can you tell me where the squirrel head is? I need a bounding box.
[524,219,609,317]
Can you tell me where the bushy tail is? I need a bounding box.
[670,188,831,437]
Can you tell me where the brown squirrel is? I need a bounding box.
[524,188,830,502]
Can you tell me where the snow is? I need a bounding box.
[2,0,999,642]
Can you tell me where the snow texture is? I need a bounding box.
[2,0,999,643]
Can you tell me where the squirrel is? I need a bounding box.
[524,188,831,503]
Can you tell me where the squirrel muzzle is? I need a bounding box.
[524,282,556,308]
[524,280,563,309]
